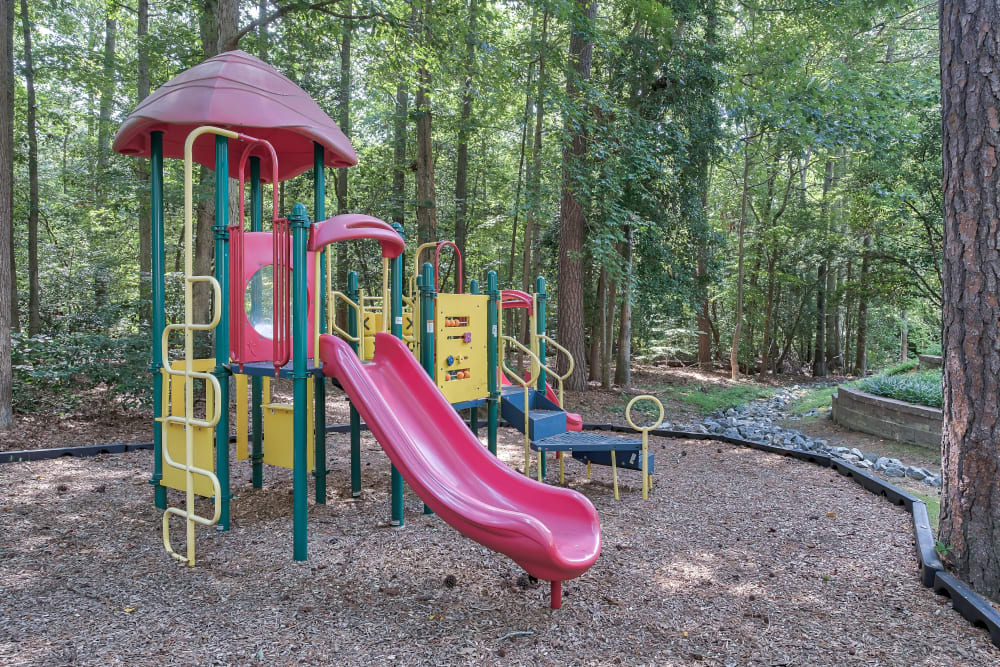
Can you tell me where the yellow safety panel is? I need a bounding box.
[262,379,315,471]
[235,374,249,461]
[403,306,414,351]
[161,360,217,497]
[362,312,382,361]
[435,293,489,403]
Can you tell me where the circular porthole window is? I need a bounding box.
[244,265,286,339]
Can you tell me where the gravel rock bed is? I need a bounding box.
[1,428,996,665]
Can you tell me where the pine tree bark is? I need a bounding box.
[415,0,436,245]
[557,0,596,390]
[454,0,477,262]
[853,235,871,375]
[730,132,750,380]
[938,0,1000,597]
[392,82,408,226]
[19,0,38,335]
[4,0,14,334]
[0,0,13,427]
[136,0,151,325]
[335,6,352,329]
[614,229,632,387]
[521,8,547,347]
[589,268,606,382]
[93,14,116,309]
[195,1,220,330]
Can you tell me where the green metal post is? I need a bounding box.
[419,265,436,515]
[347,271,362,498]
[249,156,264,489]
[290,203,311,561]
[149,132,167,509]
[486,271,499,456]
[313,143,327,504]
[213,135,232,531]
[390,223,405,526]
[535,276,547,479]
[468,278,479,432]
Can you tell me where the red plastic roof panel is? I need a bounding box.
[112,50,356,182]
[309,215,405,258]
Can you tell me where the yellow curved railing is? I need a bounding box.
[501,335,546,480]
[160,126,235,566]
[625,395,664,500]
[533,333,574,409]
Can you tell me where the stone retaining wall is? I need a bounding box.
[832,386,942,450]
[918,354,943,369]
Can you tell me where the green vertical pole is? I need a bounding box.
[468,278,479,432]
[313,143,327,505]
[419,264,436,515]
[390,223,405,526]
[535,276,547,479]
[149,131,167,509]
[249,157,264,489]
[290,203,311,561]
[347,271,362,497]
[213,135,232,531]
[486,271,499,456]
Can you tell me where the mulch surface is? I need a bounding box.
[1,427,996,665]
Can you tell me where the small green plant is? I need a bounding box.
[882,358,919,376]
[858,369,942,408]
[653,384,777,415]
[934,540,952,557]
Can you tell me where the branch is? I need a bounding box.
[227,0,365,52]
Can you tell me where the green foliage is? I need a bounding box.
[656,383,778,415]
[858,369,942,408]
[882,359,918,376]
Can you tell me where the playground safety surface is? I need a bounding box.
[2,427,998,665]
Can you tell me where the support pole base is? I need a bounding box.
[550,580,562,609]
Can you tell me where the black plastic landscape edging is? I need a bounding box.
[579,422,1000,650]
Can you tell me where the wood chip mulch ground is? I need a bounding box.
[1,427,997,665]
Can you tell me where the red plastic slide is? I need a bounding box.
[319,332,601,608]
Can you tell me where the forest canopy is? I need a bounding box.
[6,0,941,410]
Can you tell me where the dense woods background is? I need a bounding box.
[3,0,941,412]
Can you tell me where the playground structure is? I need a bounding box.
[112,50,651,609]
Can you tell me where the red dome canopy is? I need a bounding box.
[112,50,356,183]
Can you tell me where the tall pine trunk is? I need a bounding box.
[521,8,547,349]
[93,14,116,309]
[392,83,408,227]
[0,0,13,426]
[136,0,151,325]
[939,0,1000,597]
[414,0,436,245]
[19,0,39,335]
[614,229,632,387]
[335,7,352,328]
[556,0,596,390]
[853,236,871,375]
[730,131,750,380]
[454,0,476,262]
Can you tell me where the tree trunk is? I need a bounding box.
[556,0,596,390]
[521,8,547,351]
[216,0,239,52]
[392,82,408,227]
[19,0,39,335]
[93,14,116,309]
[4,0,15,334]
[614,229,632,388]
[813,264,826,377]
[938,0,1000,597]
[854,236,871,375]
[602,271,617,388]
[825,260,838,372]
[195,1,219,330]
[0,0,13,426]
[454,0,477,263]
[759,253,776,376]
[258,0,268,59]
[589,268,606,382]
[415,0,436,245]
[507,79,533,286]
[335,6,352,329]
[730,132,750,380]
[136,0,151,325]
[900,311,908,362]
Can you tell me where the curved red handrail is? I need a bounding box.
[434,241,463,293]
[501,289,533,310]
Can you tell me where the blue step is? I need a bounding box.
[501,386,567,441]
[529,431,654,474]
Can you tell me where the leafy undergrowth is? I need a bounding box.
[858,369,943,409]
[655,383,778,415]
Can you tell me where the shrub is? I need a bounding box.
[882,359,919,376]
[858,369,942,409]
